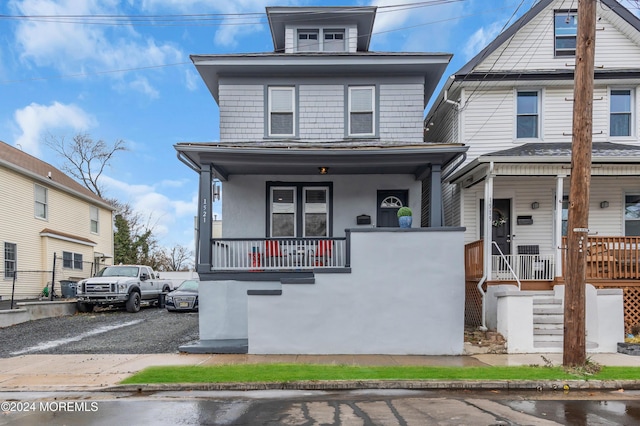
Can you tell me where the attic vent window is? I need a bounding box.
[554,10,577,57]
[298,30,319,52]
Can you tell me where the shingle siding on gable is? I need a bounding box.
[218,77,426,142]
[299,85,344,139]
[219,84,264,141]
[475,0,640,73]
[379,83,424,142]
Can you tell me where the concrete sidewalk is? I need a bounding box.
[1,351,639,392]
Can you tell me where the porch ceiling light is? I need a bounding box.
[531,202,539,210]
[600,201,609,209]
[318,167,329,175]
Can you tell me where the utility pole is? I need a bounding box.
[564,0,596,367]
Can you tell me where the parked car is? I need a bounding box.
[165,280,199,312]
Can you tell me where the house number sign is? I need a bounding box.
[202,197,208,223]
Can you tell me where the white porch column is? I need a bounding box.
[554,175,565,278]
[483,163,495,280]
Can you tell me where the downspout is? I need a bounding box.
[477,161,495,331]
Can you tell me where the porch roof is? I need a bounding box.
[448,142,640,184]
[175,140,467,182]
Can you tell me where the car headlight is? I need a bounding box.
[166,295,173,303]
[118,283,127,293]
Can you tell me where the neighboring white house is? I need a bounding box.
[425,0,634,351]
[0,141,114,299]
[175,6,469,355]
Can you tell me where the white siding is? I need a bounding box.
[475,0,640,73]
[346,25,358,52]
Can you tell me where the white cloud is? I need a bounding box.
[129,76,160,99]
[13,102,96,156]
[10,0,183,96]
[101,174,197,246]
[185,69,200,91]
[464,21,503,60]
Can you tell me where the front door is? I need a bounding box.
[480,199,512,255]
[377,190,408,227]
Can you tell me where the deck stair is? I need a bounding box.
[531,290,597,352]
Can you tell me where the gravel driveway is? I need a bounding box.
[0,306,198,358]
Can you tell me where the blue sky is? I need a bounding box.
[0,0,635,250]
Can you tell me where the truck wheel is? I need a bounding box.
[126,292,141,313]
[77,302,94,313]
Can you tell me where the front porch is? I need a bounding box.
[465,237,640,334]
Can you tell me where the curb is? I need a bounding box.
[106,379,640,393]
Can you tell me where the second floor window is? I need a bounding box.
[63,251,83,270]
[268,87,295,137]
[554,10,577,57]
[516,90,540,139]
[349,86,375,136]
[90,206,99,233]
[35,184,48,219]
[611,89,633,137]
[4,242,16,279]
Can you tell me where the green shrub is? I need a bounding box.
[397,207,412,217]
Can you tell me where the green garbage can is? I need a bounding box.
[60,280,78,298]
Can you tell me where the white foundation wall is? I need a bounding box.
[247,228,465,355]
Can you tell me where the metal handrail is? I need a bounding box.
[492,241,521,290]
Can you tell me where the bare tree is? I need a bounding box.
[161,244,194,271]
[45,133,126,198]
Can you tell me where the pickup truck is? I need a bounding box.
[76,265,172,313]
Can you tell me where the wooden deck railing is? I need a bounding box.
[464,239,484,281]
[561,236,640,280]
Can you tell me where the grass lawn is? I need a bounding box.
[120,364,640,385]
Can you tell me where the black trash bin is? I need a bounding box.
[60,280,78,298]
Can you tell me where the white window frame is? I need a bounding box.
[303,187,329,238]
[34,184,48,220]
[90,206,99,234]
[625,193,640,236]
[554,10,577,57]
[268,86,296,137]
[610,88,634,138]
[323,29,346,52]
[4,242,17,280]
[297,29,319,52]
[62,251,84,270]
[270,186,297,238]
[348,86,376,137]
[515,89,541,140]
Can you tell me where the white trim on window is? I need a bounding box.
[610,88,634,138]
[625,193,640,236]
[348,86,375,137]
[303,187,329,238]
[34,184,48,220]
[268,86,295,137]
[4,242,17,280]
[270,186,297,238]
[554,10,577,57]
[515,89,541,140]
[90,206,99,234]
[62,251,84,270]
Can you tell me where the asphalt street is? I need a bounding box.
[2,389,640,425]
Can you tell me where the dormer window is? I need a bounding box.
[554,10,577,57]
[298,30,319,52]
[296,28,346,52]
[324,30,345,52]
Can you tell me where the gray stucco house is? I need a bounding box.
[175,6,468,355]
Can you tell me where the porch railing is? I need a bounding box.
[562,236,640,280]
[464,239,556,281]
[211,237,348,271]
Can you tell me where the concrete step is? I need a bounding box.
[534,341,599,350]
[534,328,563,335]
[533,315,564,324]
[533,298,562,306]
